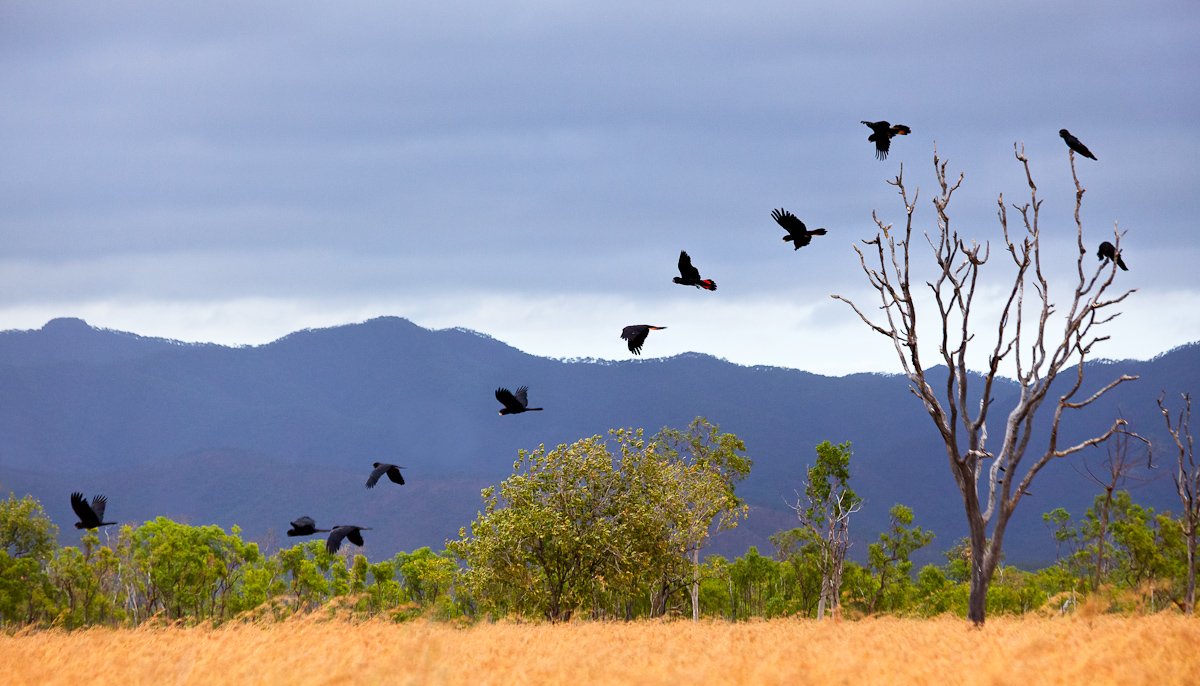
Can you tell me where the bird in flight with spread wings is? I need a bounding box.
[365,462,406,488]
[861,120,911,160]
[326,525,372,554]
[495,386,543,415]
[70,492,116,530]
[673,251,717,291]
[621,325,666,355]
[771,208,827,250]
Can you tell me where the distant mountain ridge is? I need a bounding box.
[1,317,1196,567]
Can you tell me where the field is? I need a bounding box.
[3,615,1197,686]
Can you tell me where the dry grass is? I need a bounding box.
[3,615,1197,686]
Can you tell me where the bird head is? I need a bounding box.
[1058,129,1070,138]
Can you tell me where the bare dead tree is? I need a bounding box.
[1158,392,1197,614]
[832,145,1137,625]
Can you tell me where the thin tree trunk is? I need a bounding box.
[690,547,700,622]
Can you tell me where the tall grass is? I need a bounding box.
[3,615,1197,685]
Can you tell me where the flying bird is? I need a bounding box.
[1059,129,1097,160]
[771,208,827,250]
[495,386,543,415]
[1097,241,1128,271]
[70,492,116,530]
[366,462,406,488]
[286,516,330,537]
[861,120,911,160]
[673,251,717,291]
[325,525,372,554]
[621,325,666,355]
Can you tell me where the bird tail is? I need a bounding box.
[811,228,827,235]
[699,280,717,291]
[1117,256,1128,271]
[527,407,545,411]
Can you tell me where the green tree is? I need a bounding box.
[791,440,861,620]
[449,434,635,621]
[865,504,934,614]
[648,418,751,620]
[0,493,59,624]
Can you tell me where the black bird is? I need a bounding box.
[496,386,543,415]
[70,492,116,530]
[621,325,666,355]
[366,462,406,488]
[861,120,911,160]
[1059,129,1097,160]
[325,525,371,554]
[286,516,330,537]
[1097,241,1128,271]
[771,208,828,249]
[673,251,717,291]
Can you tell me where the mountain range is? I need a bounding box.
[2,316,1196,567]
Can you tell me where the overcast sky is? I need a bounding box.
[2,1,1198,375]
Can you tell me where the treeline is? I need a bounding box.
[1,421,1193,627]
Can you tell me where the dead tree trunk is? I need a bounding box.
[1159,393,1197,614]
[833,145,1136,625]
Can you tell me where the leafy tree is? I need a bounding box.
[790,440,861,620]
[647,418,751,620]
[0,493,59,624]
[865,504,934,614]
[450,423,750,621]
[450,434,636,620]
[124,517,264,622]
[49,531,123,627]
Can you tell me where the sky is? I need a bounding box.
[2,1,1198,376]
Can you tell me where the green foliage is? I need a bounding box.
[863,504,934,614]
[450,420,751,621]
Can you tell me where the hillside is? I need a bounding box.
[2,317,1196,566]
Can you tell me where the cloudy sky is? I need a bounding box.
[2,1,1198,375]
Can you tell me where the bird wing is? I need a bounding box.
[346,528,365,547]
[387,465,405,485]
[677,251,701,280]
[365,463,391,488]
[861,120,888,134]
[621,326,649,354]
[70,492,96,526]
[874,135,891,158]
[495,387,524,412]
[291,516,316,529]
[514,386,530,408]
[90,495,108,521]
[326,527,349,554]
[771,208,807,235]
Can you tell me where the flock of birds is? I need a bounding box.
[64,121,1124,556]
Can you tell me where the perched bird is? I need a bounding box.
[621,325,666,355]
[771,208,828,249]
[326,525,371,554]
[1097,241,1128,271]
[673,251,717,291]
[1059,129,1097,160]
[366,462,406,488]
[70,492,116,530]
[286,516,330,537]
[495,386,543,415]
[861,120,911,160]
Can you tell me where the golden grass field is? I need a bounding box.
[3,615,1198,686]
